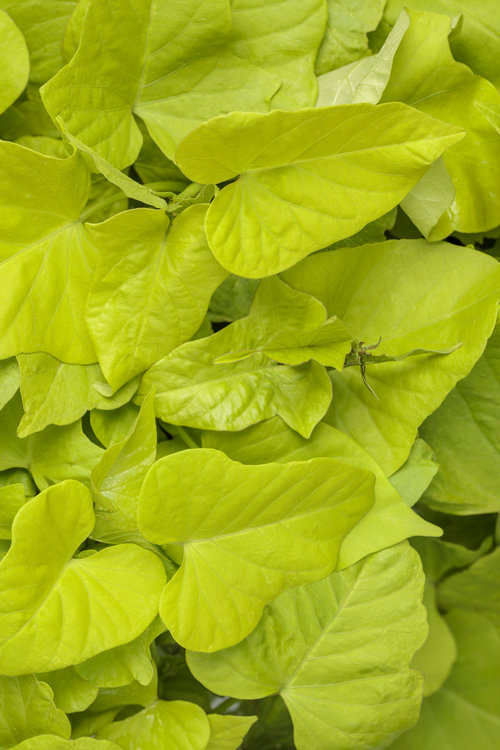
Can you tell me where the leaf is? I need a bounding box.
[85,205,227,389]
[0,357,20,411]
[315,0,386,75]
[0,393,102,489]
[0,480,166,674]
[283,239,500,474]
[411,582,456,697]
[0,484,26,539]
[17,353,138,437]
[438,547,500,628]
[205,715,257,750]
[208,276,258,323]
[0,674,71,748]
[89,671,158,712]
[175,102,463,277]
[389,439,438,507]
[379,8,500,238]
[138,447,374,651]
[96,700,211,750]
[381,0,500,89]
[0,8,29,114]
[90,403,140,449]
[420,323,500,514]
[75,617,164,688]
[139,278,333,437]
[388,611,500,750]
[202,418,441,570]
[37,667,98,713]
[40,0,280,167]
[0,141,97,362]
[11,739,121,750]
[91,389,157,544]
[188,543,427,750]
[0,0,77,84]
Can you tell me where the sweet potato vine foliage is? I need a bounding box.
[0,0,499,748]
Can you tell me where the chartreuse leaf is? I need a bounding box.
[97,701,210,750]
[0,480,166,674]
[0,393,102,489]
[315,0,385,75]
[411,582,456,697]
[389,439,438,507]
[0,9,29,114]
[37,667,98,713]
[388,611,500,750]
[75,617,164,688]
[89,670,158,713]
[283,239,500,474]
[138,448,374,651]
[0,0,76,84]
[420,323,500,514]
[0,674,71,747]
[202,418,440,570]
[85,205,226,389]
[90,403,140,449]
[188,543,427,750]
[379,9,500,238]
[40,0,279,167]
[175,103,463,277]
[0,483,26,539]
[91,389,156,544]
[380,0,500,89]
[17,353,138,437]
[139,278,333,437]
[0,141,97,363]
[0,357,19,410]
[11,739,120,750]
[438,547,500,627]
[205,715,257,750]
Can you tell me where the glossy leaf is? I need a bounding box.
[0,674,70,747]
[175,103,463,277]
[86,205,226,389]
[0,8,29,114]
[420,323,500,514]
[138,448,374,651]
[283,239,500,474]
[0,480,166,674]
[188,543,427,750]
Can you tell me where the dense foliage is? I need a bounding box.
[0,1,499,748]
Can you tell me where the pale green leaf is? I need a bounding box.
[0,674,70,748]
[411,582,456,697]
[86,205,227,389]
[379,9,500,237]
[0,9,29,114]
[400,158,456,239]
[0,142,96,362]
[91,390,156,544]
[205,715,257,750]
[0,393,102,489]
[0,0,76,84]
[90,403,140,449]
[420,323,500,514]
[17,353,138,437]
[0,358,20,410]
[283,239,500,474]
[412,536,491,583]
[389,439,438,507]
[0,484,26,540]
[76,617,164,688]
[40,0,280,166]
[139,278,333,437]
[388,611,500,750]
[15,135,69,158]
[89,671,158,713]
[176,103,463,277]
[0,480,166,674]
[381,0,500,88]
[11,738,121,750]
[315,0,386,75]
[37,667,98,713]
[97,700,210,750]
[202,417,441,570]
[138,447,374,651]
[188,543,427,750]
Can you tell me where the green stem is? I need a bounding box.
[176,426,199,450]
